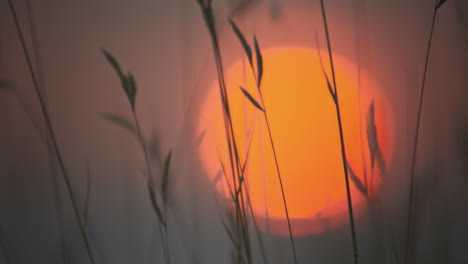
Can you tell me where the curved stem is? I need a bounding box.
[133,116,170,264]
[6,1,96,263]
[404,1,439,263]
[25,1,68,262]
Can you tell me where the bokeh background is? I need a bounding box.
[0,0,468,263]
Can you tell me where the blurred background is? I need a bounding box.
[0,0,468,263]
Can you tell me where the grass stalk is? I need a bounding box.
[197,1,253,263]
[101,49,172,263]
[352,0,370,192]
[259,104,297,263]
[6,1,96,263]
[230,19,298,263]
[25,1,68,262]
[319,0,359,263]
[404,1,445,263]
[132,116,171,264]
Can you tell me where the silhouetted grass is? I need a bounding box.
[229,19,298,264]
[196,1,254,263]
[318,0,359,263]
[24,2,69,257]
[7,1,96,263]
[404,1,447,263]
[84,160,92,227]
[102,50,172,264]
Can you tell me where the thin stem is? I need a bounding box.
[25,1,67,262]
[257,99,298,264]
[404,1,439,263]
[132,116,170,264]
[6,1,96,263]
[163,198,171,264]
[352,0,369,192]
[198,4,252,263]
[248,30,298,264]
[320,0,359,263]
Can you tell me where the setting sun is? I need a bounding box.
[198,47,392,236]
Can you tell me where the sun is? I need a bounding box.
[198,47,392,237]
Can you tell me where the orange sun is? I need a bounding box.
[198,47,392,237]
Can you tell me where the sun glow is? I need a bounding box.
[198,47,392,236]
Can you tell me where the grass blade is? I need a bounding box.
[215,200,244,264]
[392,235,401,264]
[314,33,336,100]
[346,161,367,197]
[84,161,92,227]
[7,1,96,262]
[229,19,253,68]
[254,36,263,88]
[126,73,137,110]
[366,102,387,181]
[102,49,127,89]
[218,152,236,202]
[239,86,265,112]
[162,150,172,205]
[102,50,137,110]
[148,177,166,227]
[404,1,441,263]
[436,0,447,10]
[319,0,359,263]
[101,114,139,141]
[194,129,207,149]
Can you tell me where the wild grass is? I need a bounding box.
[24,0,68,261]
[229,20,298,264]
[102,50,173,264]
[196,1,254,263]
[0,0,458,263]
[317,0,359,263]
[404,0,447,263]
[6,1,96,263]
[84,160,92,227]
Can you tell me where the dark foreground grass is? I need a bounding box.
[102,50,173,264]
[317,0,359,263]
[404,0,447,263]
[6,1,97,263]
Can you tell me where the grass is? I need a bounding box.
[6,1,96,263]
[317,0,359,263]
[0,0,458,263]
[229,20,298,264]
[196,1,255,263]
[24,0,68,262]
[404,0,447,263]
[102,50,173,264]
